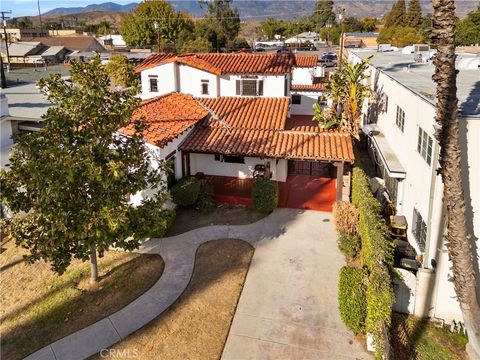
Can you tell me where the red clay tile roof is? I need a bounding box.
[180,97,354,162]
[197,97,289,130]
[135,52,297,74]
[121,93,208,148]
[291,77,325,91]
[294,55,318,67]
[180,127,354,162]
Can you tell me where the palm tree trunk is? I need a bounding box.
[431,0,480,358]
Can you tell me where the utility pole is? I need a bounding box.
[338,6,345,71]
[37,0,43,30]
[1,11,12,75]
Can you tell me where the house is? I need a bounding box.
[0,42,44,63]
[127,52,352,210]
[343,32,379,48]
[21,36,106,53]
[285,32,319,45]
[1,28,48,42]
[98,34,127,48]
[348,48,480,323]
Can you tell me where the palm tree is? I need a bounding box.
[431,0,480,358]
[313,56,372,138]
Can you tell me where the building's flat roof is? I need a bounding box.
[350,49,480,117]
[2,82,52,120]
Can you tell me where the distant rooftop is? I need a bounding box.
[2,82,52,120]
[345,32,379,38]
[350,49,480,117]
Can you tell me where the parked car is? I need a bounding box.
[254,47,266,52]
[318,53,338,67]
[276,48,291,54]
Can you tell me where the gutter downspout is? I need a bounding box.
[423,137,441,269]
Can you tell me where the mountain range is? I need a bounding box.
[39,1,478,20]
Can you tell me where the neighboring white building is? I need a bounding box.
[285,31,319,45]
[348,48,480,323]
[98,34,127,48]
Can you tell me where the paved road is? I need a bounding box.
[222,209,372,360]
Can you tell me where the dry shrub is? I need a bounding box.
[333,201,360,235]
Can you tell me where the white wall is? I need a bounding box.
[141,62,176,99]
[292,67,313,85]
[219,74,288,97]
[189,153,288,182]
[178,64,218,98]
[290,91,322,115]
[354,51,480,324]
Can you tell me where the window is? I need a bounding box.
[396,105,405,131]
[417,127,433,165]
[382,93,388,113]
[149,76,158,92]
[201,80,209,95]
[224,155,245,164]
[292,95,301,104]
[236,79,263,96]
[412,208,427,252]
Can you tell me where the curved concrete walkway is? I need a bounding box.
[25,209,371,360]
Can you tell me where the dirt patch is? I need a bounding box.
[90,239,254,360]
[167,205,266,236]
[0,238,164,360]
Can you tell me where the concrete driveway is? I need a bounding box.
[222,209,372,360]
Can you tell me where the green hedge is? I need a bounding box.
[338,231,361,258]
[195,183,215,213]
[338,266,367,334]
[171,176,200,207]
[252,179,278,213]
[351,167,395,357]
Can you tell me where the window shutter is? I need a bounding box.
[412,209,418,239]
[258,80,264,96]
[236,80,241,95]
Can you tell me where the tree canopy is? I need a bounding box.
[384,0,406,27]
[120,0,193,48]
[200,0,241,51]
[456,5,480,46]
[378,25,425,46]
[310,0,336,30]
[0,56,169,279]
[406,0,422,28]
[104,53,139,88]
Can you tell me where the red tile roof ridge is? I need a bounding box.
[281,129,351,136]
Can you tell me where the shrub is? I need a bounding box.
[171,176,200,206]
[195,183,215,213]
[333,201,360,235]
[338,231,361,258]
[252,179,278,213]
[146,209,176,238]
[339,266,367,334]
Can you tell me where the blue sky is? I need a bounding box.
[1,0,140,18]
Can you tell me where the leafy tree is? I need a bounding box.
[261,17,286,39]
[431,0,480,357]
[120,0,193,48]
[313,57,372,139]
[0,57,169,282]
[343,17,364,32]
[319,25,341,45]
[377,25,424,46]
[360,17,377,32]
[200,0,241,51]
[310,0,336,30]
[384,0,406,28]
[181,37,213,53]
[406,0,422,28]
[283,18,315,37]
[456,5,480,46]
[105,53,139,87]
[97,20,112,36]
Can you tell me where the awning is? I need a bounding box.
[363,125,406,178]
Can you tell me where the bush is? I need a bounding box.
[333,201,360,235]
[252,179,278,213]
[338,231,361,258]
[195,183,215,213]
[171,176,200,206]
[147,209,176,238]
[339,266,367,334]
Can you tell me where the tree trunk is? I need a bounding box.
[90,244,99,283]
[0,57,6,89]
[431,1,480,358]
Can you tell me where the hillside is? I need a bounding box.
[21,0,478,27]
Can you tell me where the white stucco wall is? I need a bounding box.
[292,67,312,85]
[290,91,322,115]
[178,65,218,98]
[189,153,288,182]
[140,62,176,99]
[219,74,288,97]
[354,52,480,324]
